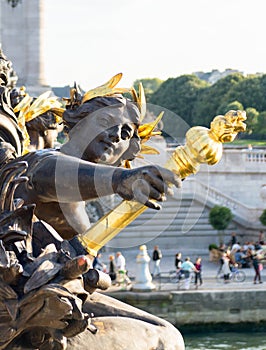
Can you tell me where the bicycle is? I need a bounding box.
[216,265,246,283]
[169,269,195,288]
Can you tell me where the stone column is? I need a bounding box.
[0,0,49,94]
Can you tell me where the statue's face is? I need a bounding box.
[63,96,141,166]
[81,107,139,165]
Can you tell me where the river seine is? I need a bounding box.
[183,332,266,350]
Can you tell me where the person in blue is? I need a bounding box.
[92,252,105,271]
[181,257,198,290]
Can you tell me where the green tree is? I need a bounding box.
[209,206,233,244]
[149,75,208,136]
[245,107,259,135]
[259,209,266,226]
[254,111,266,139]
[133,78,164,101]
[225,75,263,110]
[216,100,244,116]
[192,73,245,126]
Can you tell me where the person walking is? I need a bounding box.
[231,232,237,247]
[152,245,162,277]
[221,251,231,283]
[181,257,198,290]
[194,257,203,287]
[116,251,131,285]
[175,252,182,270]
[247,248,263,284]
[92,252,105,271]
[259,230,265,245]
[108,255,117,283]
[175,252,183,280]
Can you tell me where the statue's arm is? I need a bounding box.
[24,153,181,209]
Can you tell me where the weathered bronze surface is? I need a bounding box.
[0,55,246,349]
[0,62,186,349]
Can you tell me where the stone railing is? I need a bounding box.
[166,146,266,170]
[243,149,266,163]
[182,177,262,226]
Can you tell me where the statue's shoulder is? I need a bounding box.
[17,148,60,170]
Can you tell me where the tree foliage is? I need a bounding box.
[133,78,164,101]
[138,71,266,139]
[149,75,208,130]
[254,112,266,139]
[209,206,233,231]
[192,73,245,126]
[259,209,266,226]
[245,107,259,135]
[216,100,244,116]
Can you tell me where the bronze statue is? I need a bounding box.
[12,85,181,244]
[0,59,246,349]
[10,87,64,152]
[0,71,185,349]
[0,161,94,349]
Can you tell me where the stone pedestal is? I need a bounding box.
[132,245,155,292]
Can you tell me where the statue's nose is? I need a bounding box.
[108,126,121,143]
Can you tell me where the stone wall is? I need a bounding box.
[188,148,266,209]
[110,290,266,327]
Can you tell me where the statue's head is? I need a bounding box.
[63,94,141,166]
[10,86,27,108]
[62,73,162,167]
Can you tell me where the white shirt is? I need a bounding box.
[116,254,126,271]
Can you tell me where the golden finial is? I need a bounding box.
[165,110,247,177]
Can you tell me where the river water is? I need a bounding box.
[183,332,266,350]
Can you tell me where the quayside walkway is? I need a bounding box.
[98,248,266,326]
[101,247,265,291]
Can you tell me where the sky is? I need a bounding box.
[43,0,266,90]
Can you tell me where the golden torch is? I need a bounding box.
[79,110,247,257]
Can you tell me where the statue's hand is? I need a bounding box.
[113,166,182,210]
